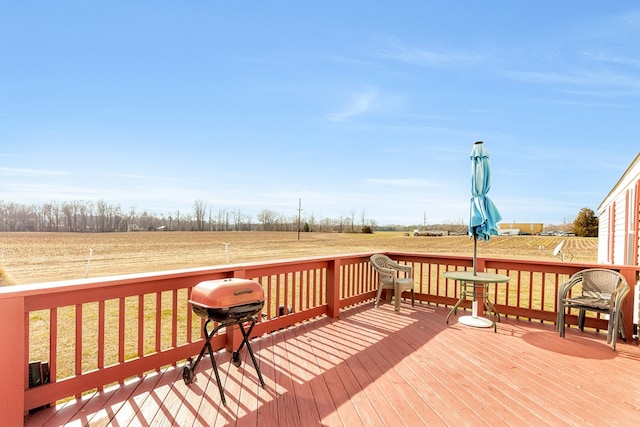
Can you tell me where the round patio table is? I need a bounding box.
[443,271,510,332]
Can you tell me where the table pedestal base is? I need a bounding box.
[458,315,493,328]
[443,271,510,333]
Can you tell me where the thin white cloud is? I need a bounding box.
[377,38,487,67]
[552,99,626,109]
[505,68,640,97]
[365,178,438,187]
[583,51,640,69]
[0,167,68,177]
[112,173,180,182]
[327,89,380,122]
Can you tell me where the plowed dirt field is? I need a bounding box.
[1,231,597,285]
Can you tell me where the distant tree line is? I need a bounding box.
[2,199,591,235]
[0,199,383,233]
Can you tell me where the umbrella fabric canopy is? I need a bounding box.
[469,141,502,242]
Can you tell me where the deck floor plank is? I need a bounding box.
[192,362,226,427]
[24,302,640,426]
[272,325,304,427]
[456,319,619,425]
[425,319,558,426]
[436,324,563,425]
[292,321,344,427]
[323,318,408,426]
[282,320,330,426]
[343,307,437,426]
[314,323,390,426]
[172,359,208,427]
[105,369,165,426]
[134,362,183,425]
[253,333,280,427]
[234,335,261,427]
[85,377,153,427]
[342,307,444,425]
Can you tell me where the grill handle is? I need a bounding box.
[234,288,254,296]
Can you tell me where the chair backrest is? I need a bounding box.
[370,253,392,267]
[578,269,628,300]
[370,254,394,281]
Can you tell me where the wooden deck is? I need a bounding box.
[25,302,640,426]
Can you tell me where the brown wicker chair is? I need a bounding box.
[557,268,629,350]
[370,254,415,312]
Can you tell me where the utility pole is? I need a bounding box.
[297,198,302,241]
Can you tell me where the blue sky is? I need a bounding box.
[1,1,639,227]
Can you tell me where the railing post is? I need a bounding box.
[0,296,25,424]
[619,266,638,340]
[326,259,341,318]
[475,257,487,273]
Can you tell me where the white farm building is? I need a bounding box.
[597,152,640,266]
[598,152,640,330]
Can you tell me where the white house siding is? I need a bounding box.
[597,210,609,263]
[597,152,640,266]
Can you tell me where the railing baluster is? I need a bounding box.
[50,307,57,389]
[98,300,105,371]
[172,289,178,349]
[289,272,295,313]
[276,274,281,317]
[118,297,125,364]
[137,294,144,358]
[74,304,82,398]
[186,288,193,342]
[155,292,161,354]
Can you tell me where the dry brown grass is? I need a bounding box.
[1,231,597,285]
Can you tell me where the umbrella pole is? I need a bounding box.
[472,234,478,317]
[473,235,477,276]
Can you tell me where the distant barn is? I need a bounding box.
[498,222,543,235]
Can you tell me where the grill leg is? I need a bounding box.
[185,319,219,373]
[205,321,228,406]
[184,319,228,406]
[209,347,227,406]
[236,320,266,388]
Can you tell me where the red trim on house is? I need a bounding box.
[609,202,616,263]
[624,189,629,264]
[635,179,640,266]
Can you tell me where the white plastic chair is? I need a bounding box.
[370,254,415,312]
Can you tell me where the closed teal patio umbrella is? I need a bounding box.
[469,141,502,275]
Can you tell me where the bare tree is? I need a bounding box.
[174,209,181,231]
[97,200,108,232]
[232,208,244,231]
[193,200,207,231]
[350,209,355,233]
[258,209,280,231]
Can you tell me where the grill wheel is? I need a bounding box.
[183,365,195,385]
[232,351,242,367]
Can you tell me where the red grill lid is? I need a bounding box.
[189,278,264,309]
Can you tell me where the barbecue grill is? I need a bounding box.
[182,278,266,406]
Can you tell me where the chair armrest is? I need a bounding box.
[610,278,630,306]
[559,273,583,300]
[373,265,396,277]
[389,262,412,277]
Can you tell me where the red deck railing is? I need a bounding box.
[0,252,637,425]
